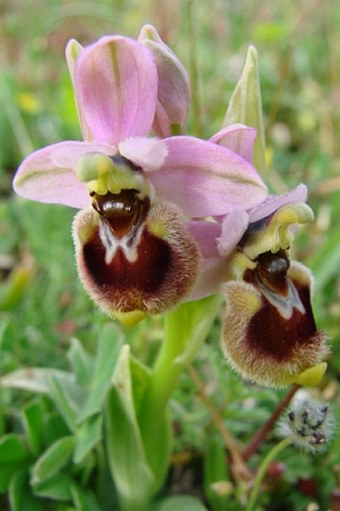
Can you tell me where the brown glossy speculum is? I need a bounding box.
[255,249,290,295]
[91,189,150,240]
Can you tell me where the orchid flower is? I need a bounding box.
[207,45,329,389]
[13,33,268,325]
[220,199,329,388]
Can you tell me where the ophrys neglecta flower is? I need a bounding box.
[220,191,329,388]
[13,33,268,325]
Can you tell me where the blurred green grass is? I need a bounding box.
[1,1,340,509]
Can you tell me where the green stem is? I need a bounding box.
[138,296,221,476]
[245,436,294,511]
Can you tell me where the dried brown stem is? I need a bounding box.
[242,384,300,461]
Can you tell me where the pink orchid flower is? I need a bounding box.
[13,34,268,324]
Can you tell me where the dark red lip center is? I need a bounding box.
[83,226,171,295]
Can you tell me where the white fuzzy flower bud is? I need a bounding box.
[277,399,334,453]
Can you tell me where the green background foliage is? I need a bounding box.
[0,1,340,509]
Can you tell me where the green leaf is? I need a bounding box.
[67,338,93,386]
[105,345,155,511]
[44,412,71,446]
[223,45,266,175]
[0,434,30,463]
[130,354,151,415]
[71,484,102,511]
[203,435,231,511]
[9,469,28,511]
[32,436,75,484]
[0,367,76,395]
[9,469,43,511]
[48,376,80,432]
[0,436,30,492]
[33,473,73,501]
[9,469,25,511]
[77,324,123,423]
[148,408,172,492]
[21,398,45,456]
[73,414,103,464]
[157,495,209,511]
[0,464,22,492]
[131,355,171,493]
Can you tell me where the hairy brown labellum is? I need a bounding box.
[73,197,200,319]
[221,252,328,388]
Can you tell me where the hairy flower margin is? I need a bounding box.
[13,25,329,387]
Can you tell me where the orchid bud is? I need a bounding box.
[220,203,329,388]
[138,24,190,136]
[223,46,266,174]
[277,399,333,453]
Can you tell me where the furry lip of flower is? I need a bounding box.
[12,34,269,322]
